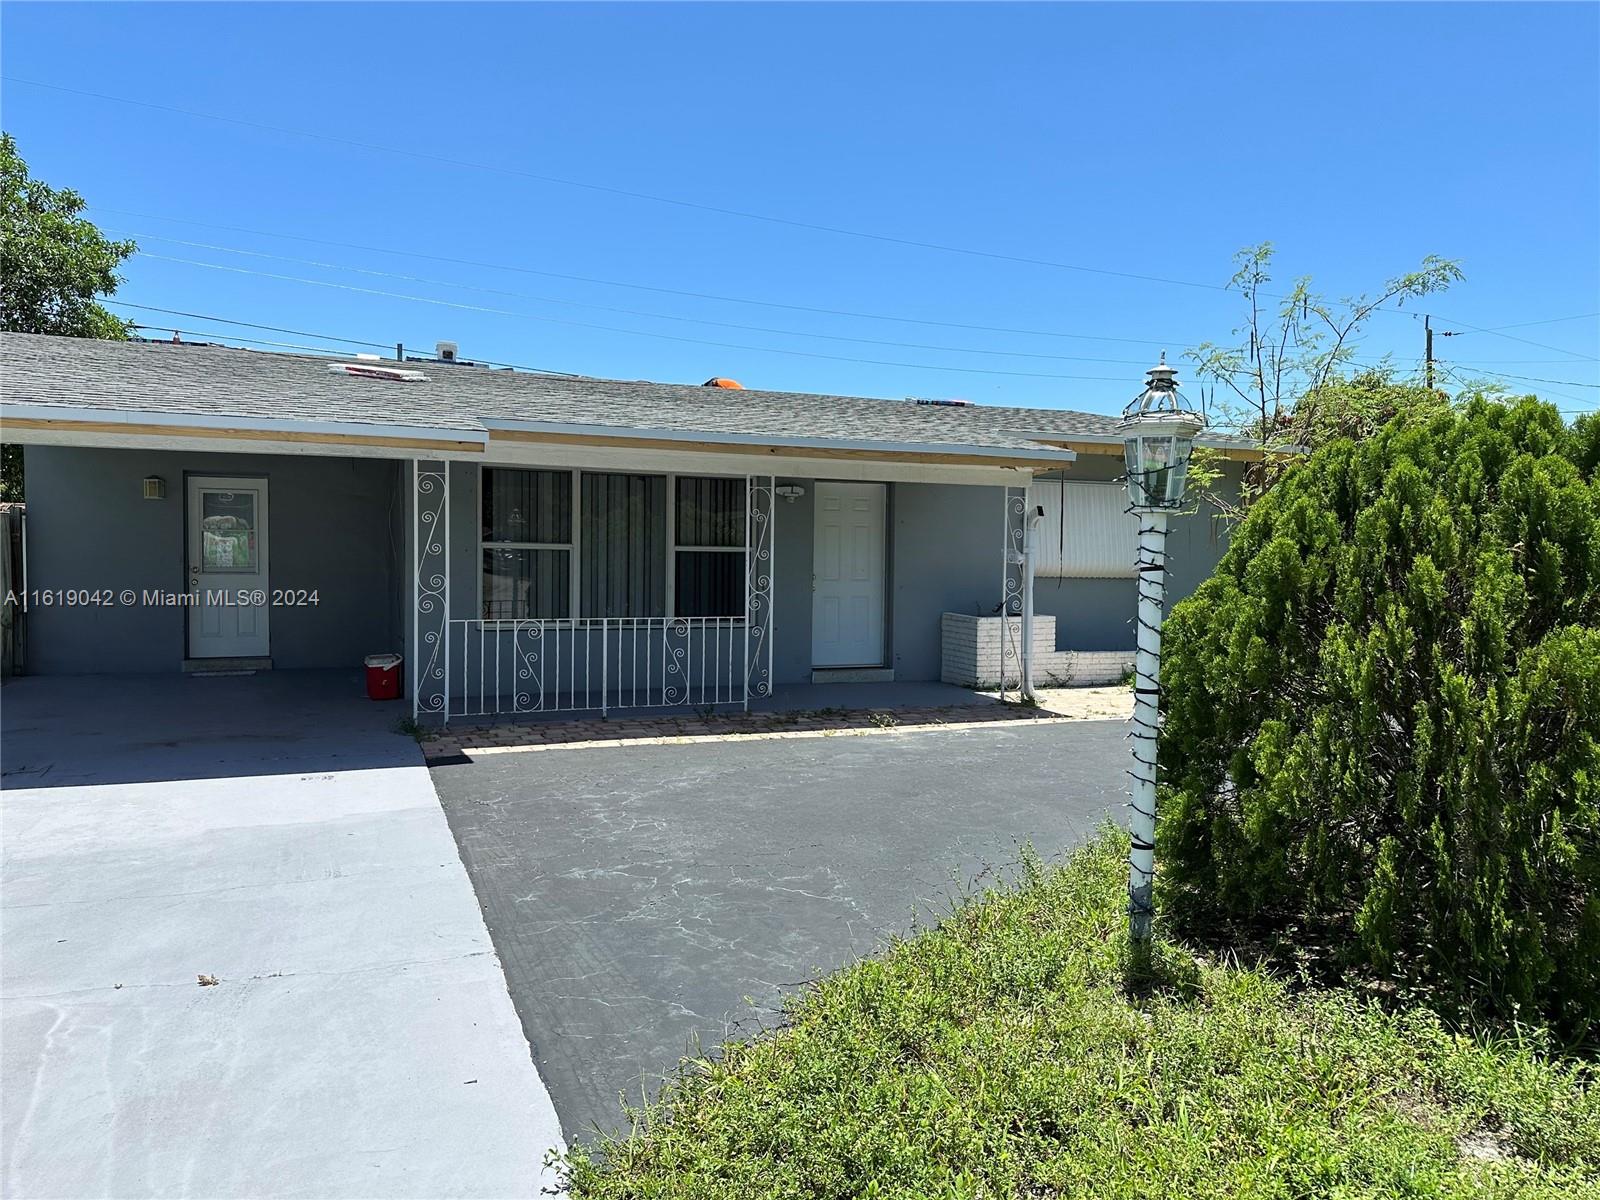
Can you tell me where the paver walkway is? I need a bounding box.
[421,699,1094,762]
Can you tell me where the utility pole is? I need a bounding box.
[1425,316,1434,389]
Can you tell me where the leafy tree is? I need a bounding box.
[1186,244,1463,515]
[0,131,135,499]
[1157,394,1600,1039]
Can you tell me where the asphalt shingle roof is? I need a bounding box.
[1,332,1136,456]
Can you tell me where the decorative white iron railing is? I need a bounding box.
[411,467,775,723]
[445,617,752,718]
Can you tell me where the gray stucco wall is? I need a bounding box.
[762,471,1235,679]
[1032,578,1137,651]
[889,482,1006,681]
[770,477,814,685]
[21,448,1235,685]
[22,446,404,674]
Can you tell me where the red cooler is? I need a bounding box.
[364,653,403,701]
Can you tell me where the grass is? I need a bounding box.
[558,830,1599,1199]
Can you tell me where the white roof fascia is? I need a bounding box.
[481,417,1076,463]
[0,402,488,448]
[1005,427,1262,453]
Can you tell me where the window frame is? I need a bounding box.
[476,465,750,626]
[670,475,750,620]
[478,465,576,623]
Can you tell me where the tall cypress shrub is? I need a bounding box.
[1158,396,1600,1037]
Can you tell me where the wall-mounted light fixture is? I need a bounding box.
[775,484,806,503]
[142,475,167,501]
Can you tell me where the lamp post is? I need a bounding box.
[1119,354,1205,945]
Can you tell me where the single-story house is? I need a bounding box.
[0,332,1247,720]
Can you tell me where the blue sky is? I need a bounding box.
[4,2,1597,417]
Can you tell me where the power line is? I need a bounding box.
[116,304,1600,419]
[93,201,1600,372]
[1423,357,1600,365]
[1440,364,1600,389]
[114,301,585,377]
[1438,363,1589,408]
[1435,316,1599,362]
[113,223,1573,375]
[90,206,1184,348]
[112,231,1163,367]
[7,75,1237,293]
[31,74,1600,365]
[132,254,1144,383]
[43,72,1590,353]
[109,301,395,351]
[1440,311,1599,334]
[127,324,354,356]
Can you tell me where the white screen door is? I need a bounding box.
[187,475,270,658]
[812,481,886,667]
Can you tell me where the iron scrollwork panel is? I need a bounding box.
[745,475,775,700]
[413,461,449,717]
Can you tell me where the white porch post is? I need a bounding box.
[411,459,450,722]
[1000,484,1028,699]
[744,475,775,709]
[1021,505,1041,701]
[1127,508,1169,943]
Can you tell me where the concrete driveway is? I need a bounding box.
[431,718,1127,1141]
[1,672,562,1199]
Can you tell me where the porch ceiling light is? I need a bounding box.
[1118,354,1205,510]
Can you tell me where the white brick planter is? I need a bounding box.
[940,612,1133,689]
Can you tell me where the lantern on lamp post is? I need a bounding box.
[1120,354,1205,946]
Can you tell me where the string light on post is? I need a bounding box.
[1119,353,1206,946]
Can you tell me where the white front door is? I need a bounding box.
[812,481,886,667]
[187,475,270,659]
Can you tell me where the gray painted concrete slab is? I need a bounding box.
[1,673,562,1199]
[430,719,1127,1142]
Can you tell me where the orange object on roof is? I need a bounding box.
[702,377,744,389]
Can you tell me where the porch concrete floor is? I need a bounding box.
[429,717,1130,1143]
[0,671,562,1199]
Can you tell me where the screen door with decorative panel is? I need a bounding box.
[186,475,270,658]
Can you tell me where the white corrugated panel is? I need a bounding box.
[1028,479,1138,578]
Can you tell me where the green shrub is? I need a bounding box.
[1158,397,1600,1038]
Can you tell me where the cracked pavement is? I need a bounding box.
[431,717,1128,1141]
